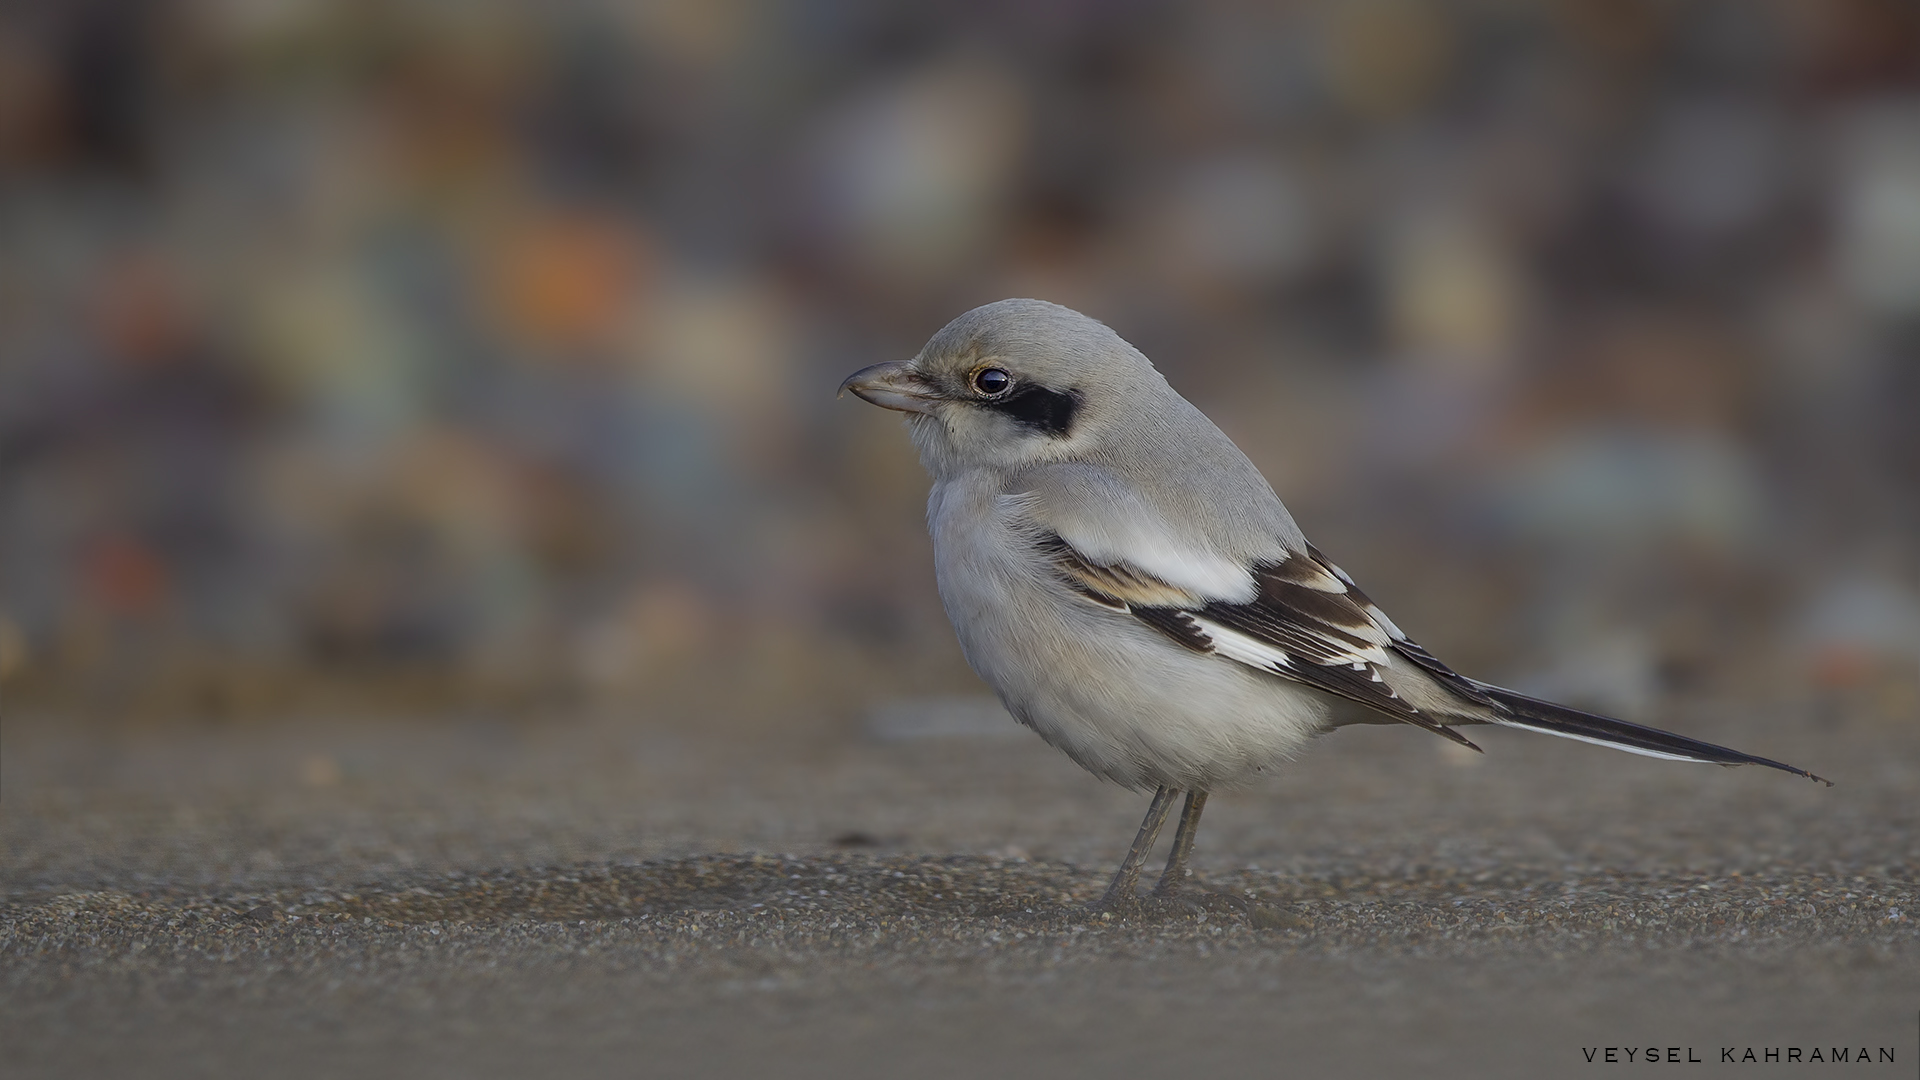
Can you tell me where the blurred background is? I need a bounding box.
[3,0,1918,733]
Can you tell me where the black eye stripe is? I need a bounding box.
[982,383,1081,437]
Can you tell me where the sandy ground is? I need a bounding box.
[3,698,1916,1078]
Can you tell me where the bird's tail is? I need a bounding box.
[1472,684,1831,786]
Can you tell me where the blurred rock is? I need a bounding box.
[794,57,1027,283]
[867,696,1024,742]
[1836,101,1920,318]
[1507,630,1660,721]
[1383,202,1525,374]
[1489,429,1768,555]
[0,612,25,683]
[1627,97,1791,246]
[1162,151,1321,288]
[298,752,344,789]
[1321,0,1454,122]
[1796,573,1920,690]
[0,0,1912,718]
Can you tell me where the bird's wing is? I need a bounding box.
[1038,529,1832,783]
[1036,529,1486,750]
[1018,466,1829,781]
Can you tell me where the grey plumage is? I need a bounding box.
[841,298,1826,907]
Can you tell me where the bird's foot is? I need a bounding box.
[1085,887,1146,918]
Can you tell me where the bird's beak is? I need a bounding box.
[838,361,938,415]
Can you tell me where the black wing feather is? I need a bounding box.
[1303,542,1503,710]
[1051,535,1481,750]
[1042,532,1828,780]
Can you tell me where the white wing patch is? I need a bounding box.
[1186,616,1405,701]
[1010,478,1265,603]
[1066,528,1255,602]
[1187,616,1293,673]
[1038,529,1477,749]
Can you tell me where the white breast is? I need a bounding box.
[925,472,1332,791]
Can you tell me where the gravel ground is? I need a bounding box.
[3,701,1916,1078]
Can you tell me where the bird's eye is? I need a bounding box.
[972,368,1011,396]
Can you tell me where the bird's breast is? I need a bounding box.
[923,474,1328,790]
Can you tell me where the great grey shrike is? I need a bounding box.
[841,298,1826,910]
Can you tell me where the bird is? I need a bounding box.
[839,298,1828,911]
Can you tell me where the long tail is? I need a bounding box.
[1472,684,1831,786]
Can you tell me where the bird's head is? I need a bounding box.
[839,298,1167,478]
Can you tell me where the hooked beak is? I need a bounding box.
[838,361,939,415]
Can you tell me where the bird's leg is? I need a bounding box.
[1151,790,1209,899]
[1092,786,1178,910]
